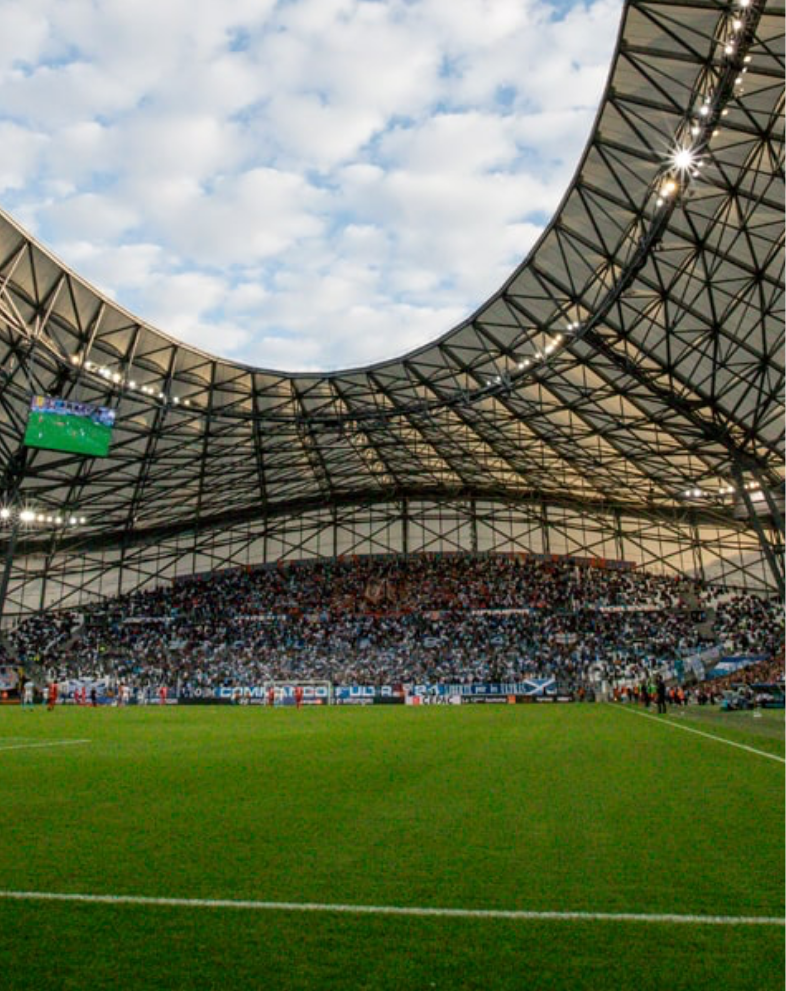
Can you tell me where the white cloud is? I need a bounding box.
[0,121,48,192]
[41,192,139,241]
[54,241,164,294]
[0,0,622,371]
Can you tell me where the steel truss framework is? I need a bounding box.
[0,0,783,624]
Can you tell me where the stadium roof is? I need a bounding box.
[0,0,783,563]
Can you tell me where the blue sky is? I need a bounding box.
[0,0,621,371]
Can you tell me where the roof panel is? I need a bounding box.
[0,0,781,558]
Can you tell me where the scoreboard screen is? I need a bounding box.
[23,395,116,457]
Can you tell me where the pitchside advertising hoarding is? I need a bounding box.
[192,681,568,705]
[333,680,572,704]
[45,679,574,705]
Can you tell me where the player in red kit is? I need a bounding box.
[46,682,58,711]
[267,686,275,708]
[158,685,167,706]
[294,685,304,709]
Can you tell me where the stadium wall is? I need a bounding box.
[0,497,774,625]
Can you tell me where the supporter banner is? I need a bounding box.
[122,616,171,624]
[706,655,768,680]
[59,677,112,704]
[471,609,535,616]
[687,645,722,672]
[407,680,557,698]
[334,682,559,703]
[334,686,405,704]
[63,680,572,707]
[599,605,661,613]
[656,644,722,684]
[212,685,330,704]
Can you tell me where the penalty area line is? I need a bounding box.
[612,704,785,764]
[0,890,782,927]
[0,739,91,754]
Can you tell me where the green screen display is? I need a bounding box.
[23,395,115,457]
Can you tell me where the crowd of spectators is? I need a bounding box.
[1,553,782,694]
[695,654,785,696]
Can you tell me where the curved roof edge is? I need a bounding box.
[0,0,782,557]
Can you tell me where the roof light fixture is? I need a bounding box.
[670,146,697,172]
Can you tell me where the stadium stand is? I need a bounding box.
[3,555,781,697]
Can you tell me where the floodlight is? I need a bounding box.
[670,147,696,172]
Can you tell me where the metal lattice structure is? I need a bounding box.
[0,0,783,624]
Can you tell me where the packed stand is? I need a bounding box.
[5,554,783,694]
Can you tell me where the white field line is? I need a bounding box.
[612,704,785,764]
[0,739,91,754]
[0,890,781,926]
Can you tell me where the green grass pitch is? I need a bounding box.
[0,704,783,990]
